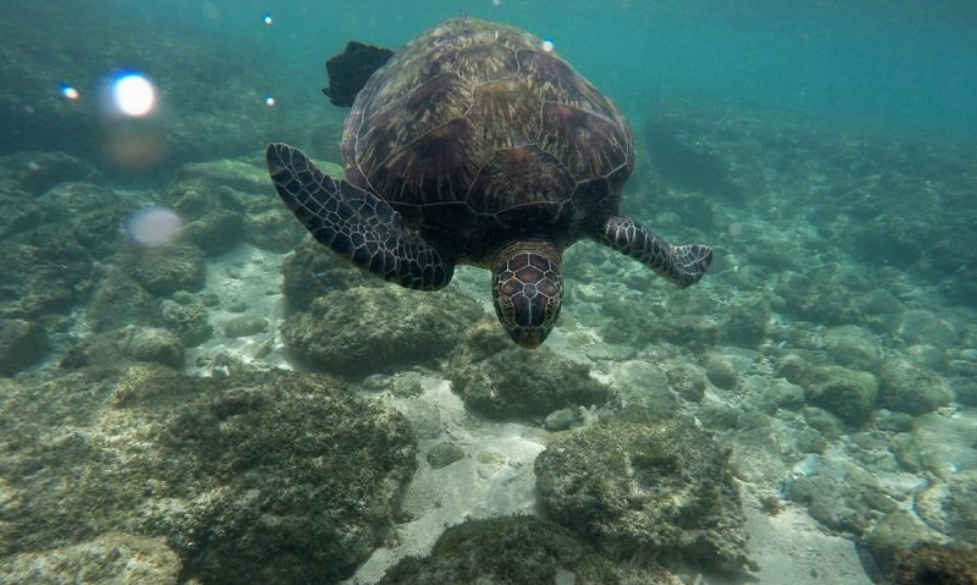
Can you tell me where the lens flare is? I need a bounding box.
[111,72,157,117]
[58,83,79,100]
[262,12,273,25]
[126,207,183,247]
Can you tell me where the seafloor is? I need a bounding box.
[2,2,977,585]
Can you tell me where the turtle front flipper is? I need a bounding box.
[267,143,453,290]
[599,216,713,288]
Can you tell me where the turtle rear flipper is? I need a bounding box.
[322,41,393,107]
[600,216,713,288]
[267,143,453,290]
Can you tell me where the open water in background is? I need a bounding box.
[106,0,977,143]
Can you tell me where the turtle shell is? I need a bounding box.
[341,18,633,264]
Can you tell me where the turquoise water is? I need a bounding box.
[2,1,977,584]
[108,0,977,140]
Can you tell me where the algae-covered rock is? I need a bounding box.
[161,299,212,347]
[222,315,268,338]
[534,418,755,572]
[426,442,466,469]
[778,356,878,426]
[0,365,416,585]
[913,471,977,542]
[824,324,884,370]
[179,209,244,257]
[61,325,185,370]
[613,359,680,415]
[893,541,977,585]
[377,516,682,585]
[878,357,952,415]
[864,510,939,579]
[447,319,611,419]
[134,243,207,297]
[0,318,49,376]
[782,457,898,535]
[282,285,482,376]
[86,266,161,333]
[243,208,306,253]
[897,310,959,349]
[280,240,376,312]
[0,532,180,585]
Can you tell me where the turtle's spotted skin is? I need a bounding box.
[268,18,713,348]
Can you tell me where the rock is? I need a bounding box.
[878,358,952,415]
[244,208,306,253]
[123,327,185,369]
[282,285,481,376]
[544,407,583,431]
[783,458,898,535]
[222,315,268,338]
[913,471,977,541]
[0,318,49,376]
[864,510,938,579]
[613,360,679,414]
[909,413,977,475]
[719,294,771,348]
[0,236,93,319]
[780,359,879,426]
[35,181,121,222]
[280,240,376,312]
[86,266,161,332]
[0,186,40,240]
[954,377,977,407]
[448,319,611,419]
[426,442,465,469]
[179,209,244,256]
[0,532,180,585]
[161,299,212,347]
[824,325,884,370]
[703,351,739,389]
[377,516,682,585]
[135,243,207,297]
[534,418,756,572]
[893,542,977,585]
[897,310,958,349]
[728,426,788,483]
[0,151,100,196]
[0,3,303,171]
[777,354,879,425]
[0,365,416,584]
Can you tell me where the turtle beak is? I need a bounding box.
[491,248,563,349]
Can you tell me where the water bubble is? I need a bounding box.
[541,37,555,52]
[126,207,183,247]
[262,12,273,25]
[263,94,276,107]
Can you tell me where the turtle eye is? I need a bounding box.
[492,251,563,348]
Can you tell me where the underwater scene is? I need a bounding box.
[2,0,977,584]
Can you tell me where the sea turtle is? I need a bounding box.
[267,18,713,348]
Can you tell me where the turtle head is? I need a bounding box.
[491,242,564,349]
